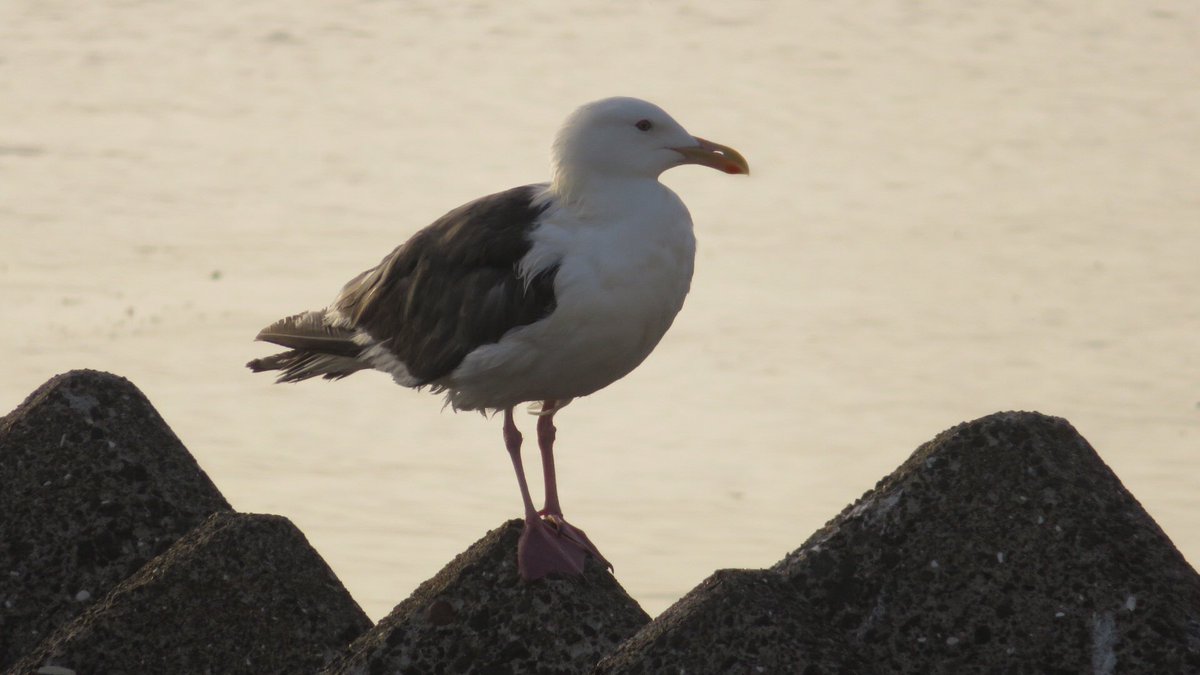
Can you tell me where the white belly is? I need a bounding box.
[441,192,697,411]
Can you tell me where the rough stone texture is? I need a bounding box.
[11,511,372,674]
[0,369,232,669]
[326,519,650,675]
[599,411,1200,674]
[594,568,867,674]
[9,375,1198,674]
[774,411,1200,674]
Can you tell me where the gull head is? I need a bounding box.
[551,97,749,188]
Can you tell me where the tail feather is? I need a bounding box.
[255,311,362,357]
[247,349,369,383]
[248,310,368,383]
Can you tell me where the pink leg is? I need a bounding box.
[503,408,538,521]
[537,401,562,517]
[534,400,612,571]
[504,407,586,580]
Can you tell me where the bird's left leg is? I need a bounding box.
[506,406,586,580]
[537,400,563,517]
[536,401,612,570]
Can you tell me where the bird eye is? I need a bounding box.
[635,119,653,131]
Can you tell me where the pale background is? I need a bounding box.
[2,1,1197,619]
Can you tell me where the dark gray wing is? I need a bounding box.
[332,184,558,384]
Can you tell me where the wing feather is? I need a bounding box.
[333,184,558,384]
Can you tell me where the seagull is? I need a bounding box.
[247,96,748,580]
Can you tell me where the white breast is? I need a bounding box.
[441,183,696,411]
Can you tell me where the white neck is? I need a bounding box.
[549,170,671,220]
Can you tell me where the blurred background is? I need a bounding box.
[2,1,1197,619]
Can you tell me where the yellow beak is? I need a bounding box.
[672,136,750,175]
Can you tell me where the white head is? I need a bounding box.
[551,97,748,194]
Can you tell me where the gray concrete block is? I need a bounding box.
[328,520,650,675]
[12,512,372,674]
[0,370,232,669]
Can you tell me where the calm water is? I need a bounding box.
[3,1,1198,618]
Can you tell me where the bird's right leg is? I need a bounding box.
[504,407,538,522]
[504,407,586,580]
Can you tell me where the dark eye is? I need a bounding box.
[635,119,653,131]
